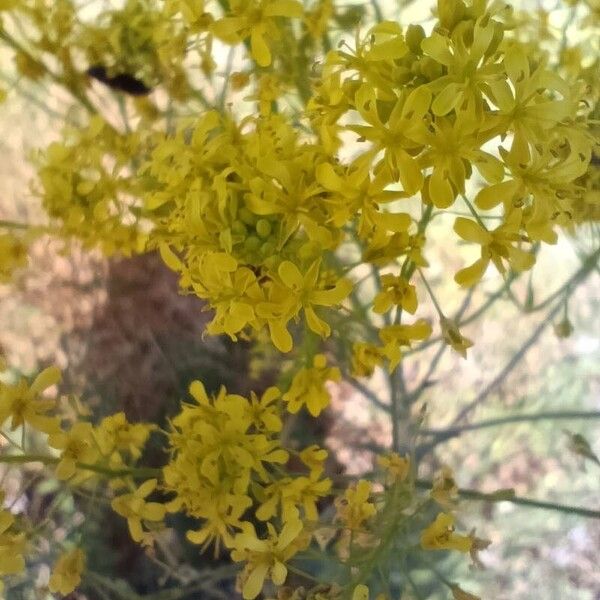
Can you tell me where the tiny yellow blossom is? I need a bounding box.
[377,453,410,484]
[454,211,535,287]
[420,513,472,552]
[230,519,306,600]
[379,320,432,371]
[246,387,282,432]
[431,466,459,508]
[351,342,385,378]
[49,548,85,595]
[95,412,155,459]
[111,479,166,543]
[299,444,328,477]
[283,354,340,417]
[48,422,99,480]
[0,366,61,434]
[0,502,26,591]
[212,0,304,67]
[440,317,473,359]
[352,584,369,600]
[373,274,418,315]
[335,480,377,530]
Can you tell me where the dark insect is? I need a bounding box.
[86,65,152,96]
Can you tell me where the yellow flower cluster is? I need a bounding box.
[0,232,29,282]
[162,381,330,557]
[0,357,486,597]
[48,548,85,595]
[0,495,26,594]
[36,116,148,255]
[145,110,353,352]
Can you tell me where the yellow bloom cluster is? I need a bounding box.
[162,380,330,556]
[145,110,353,351]
[48,548,85,595]
[0,232,29,282]
[311,1,594,289]
[283,354,340,416]
[36,116,148,255]
[0,495,26,594]
[0,359,483,598]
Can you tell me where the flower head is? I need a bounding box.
[49,548,85,595]
[420,512,472,552]
[230,519,306,600]
[0,366,61,434]
[111,479,166,543]
[283,354,340,417]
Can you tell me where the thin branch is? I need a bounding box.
[344,372,390,413]
[451,300,564,426]
[0,453,161,479]
[422,411,600,443]
[370,0,384,21]
[415,478,600,519]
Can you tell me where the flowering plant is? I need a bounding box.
[0,0,599,598]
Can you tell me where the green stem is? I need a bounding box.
[415,479,600,519]
[0,219,30,230]
[417,268,444,318]
[370,0,384,21]
[461,194,487,229]
[0,453,161,479]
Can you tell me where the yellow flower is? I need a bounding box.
[352,584,369,600]
[488,44,577,150]
[286,474,332,521]
[351,342,385,378]
[111,479,166,543]
[454,211,535,287]
[378,320,432,371]
[377,453,410,484]
[431,466,458,508]
[261,260,352,351]
[186,497,251,553]
[299,444,328,478]
[475,139,590,239]
[420,513,472,552]
[415,114,504,209]
[373,274,418,314]
[95,412,155,459]
[0,503,26,591]
[440,317,473,359]
[335,480,377,530]
[246,387,282,433]
[230,519,305,600]
[48,422,99,480]
[283,354,340,417]
[316,159,411,239]
[421,18,502,120]
[49,548,85,595]
[349,84,429,194]
[0,366,61,434]
[212,0,303,67]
